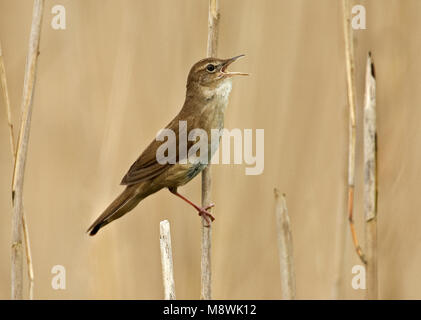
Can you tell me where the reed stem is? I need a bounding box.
[11,0,44,300]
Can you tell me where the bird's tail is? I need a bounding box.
[87,185,143,236]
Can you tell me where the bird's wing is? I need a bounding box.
[120,113,197,186]
[120,139,171,185]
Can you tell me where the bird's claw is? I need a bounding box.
[198,203,215,226]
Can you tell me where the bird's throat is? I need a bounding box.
[201,79,233,102]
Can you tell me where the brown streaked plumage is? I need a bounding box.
[87,55,248,236]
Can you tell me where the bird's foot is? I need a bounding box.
[198,203,215,227]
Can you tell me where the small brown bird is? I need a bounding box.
[87,55,248,236]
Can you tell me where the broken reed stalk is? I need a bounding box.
[363,53,377,299]
[1,42,35,300]
[200,0,219,300]
[159,220,176,300]
[342,0,366,265]
[274,189,296,299]
[11,0,44,300]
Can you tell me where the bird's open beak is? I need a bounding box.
[221,54,249,76]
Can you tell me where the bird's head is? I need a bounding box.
[186,55,248,92]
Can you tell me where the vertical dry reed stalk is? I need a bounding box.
[274,189,296,299]
[160,220,176,300]
[342,0,366,265]
[11,0,44,300]
[1,42,35,300]
[201,0,219,300]
[23,215,34,299]
[363,53,377,299]
[0,43,16,156]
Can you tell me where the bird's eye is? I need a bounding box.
[206,64,216,72]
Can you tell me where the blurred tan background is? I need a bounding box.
[0,0,420,299]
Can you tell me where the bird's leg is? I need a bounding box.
[169,188,215,225]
